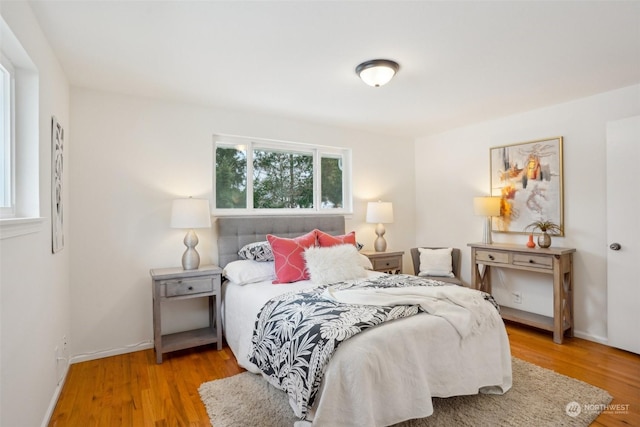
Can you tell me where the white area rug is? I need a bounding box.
[199,357,612,426]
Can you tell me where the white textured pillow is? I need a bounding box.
[223,260,276,285]
[358,253,374,270]
[304,244,367,284]
[418,248,454,278]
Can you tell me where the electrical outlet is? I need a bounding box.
[512,291,522,304]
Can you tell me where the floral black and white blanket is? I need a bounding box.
[248,274,499,419]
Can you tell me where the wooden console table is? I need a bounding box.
[468,243,576,344]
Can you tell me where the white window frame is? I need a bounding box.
[0,53,15,218]
[0,16,43,239]
[213,134,353,216]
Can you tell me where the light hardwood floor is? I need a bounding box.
[49,323,639,426]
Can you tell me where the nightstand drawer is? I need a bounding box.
[162,277,213,297]
[371,256,401,271]
[475,250,509,264]
[513,253,552,270]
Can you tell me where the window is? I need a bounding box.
[214,135,352,214]
[0,17,42,239]
[0,55,14,217]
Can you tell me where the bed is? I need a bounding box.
[218,215,512,427]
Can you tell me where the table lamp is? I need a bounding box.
[170,197,211,270]
[473,196,501,244]
[366,201,394,252]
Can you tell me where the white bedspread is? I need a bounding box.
[222,272,512,427]
[323,284,501,338]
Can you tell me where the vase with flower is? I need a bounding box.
[525,220,562,248]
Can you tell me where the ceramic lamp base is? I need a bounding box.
[182,229,201,270]
[374,223,387,252]
[481,217,493,244]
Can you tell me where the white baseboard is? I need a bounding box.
[41,363,69,427]
[70,340,154,364]
[573,330,608,346]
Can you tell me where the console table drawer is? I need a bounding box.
[475,250,509,264]
[513,254,553,270]
[162,277,213,297]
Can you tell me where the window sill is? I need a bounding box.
[213,209,354,217]
[0,217,45,240]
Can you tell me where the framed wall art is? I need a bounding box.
[52,116,64,253]
[490,136,564,235]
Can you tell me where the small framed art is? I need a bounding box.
[52,116,64,253]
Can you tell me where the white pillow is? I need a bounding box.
[223,260,276,285]
[358,253,374,270]
[418,247,454,278]
[304,244,367,285]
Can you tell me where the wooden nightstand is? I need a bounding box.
[150,265,222,363]
[361,250,404,274]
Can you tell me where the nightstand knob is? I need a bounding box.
[188,286,193,291]
[529,259,535,264]
[488,254,495,260]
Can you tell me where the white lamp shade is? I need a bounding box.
[170,198,211,229]
[473,197,501,217]
[366,201,394,224]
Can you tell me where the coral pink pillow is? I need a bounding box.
[316,229,356,248]
[267,231,317,284]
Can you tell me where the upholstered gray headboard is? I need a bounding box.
[216,215,345,268]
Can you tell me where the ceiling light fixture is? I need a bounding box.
[355,59,400,87]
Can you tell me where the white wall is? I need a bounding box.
[0,3,71,427]
[69,88,415,359]
[415,85,640,343]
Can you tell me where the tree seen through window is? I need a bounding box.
[214,137,351,213]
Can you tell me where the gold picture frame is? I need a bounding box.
[490,136,564,235]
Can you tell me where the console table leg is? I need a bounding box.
[553,256,564,344]
[475,264,491,293]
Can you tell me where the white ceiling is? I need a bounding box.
[28,0,640,138]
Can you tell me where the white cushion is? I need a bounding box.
[358,253,374,270]
[223,260,276,285]
[418,248,454,278]
[304,244,367,285]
